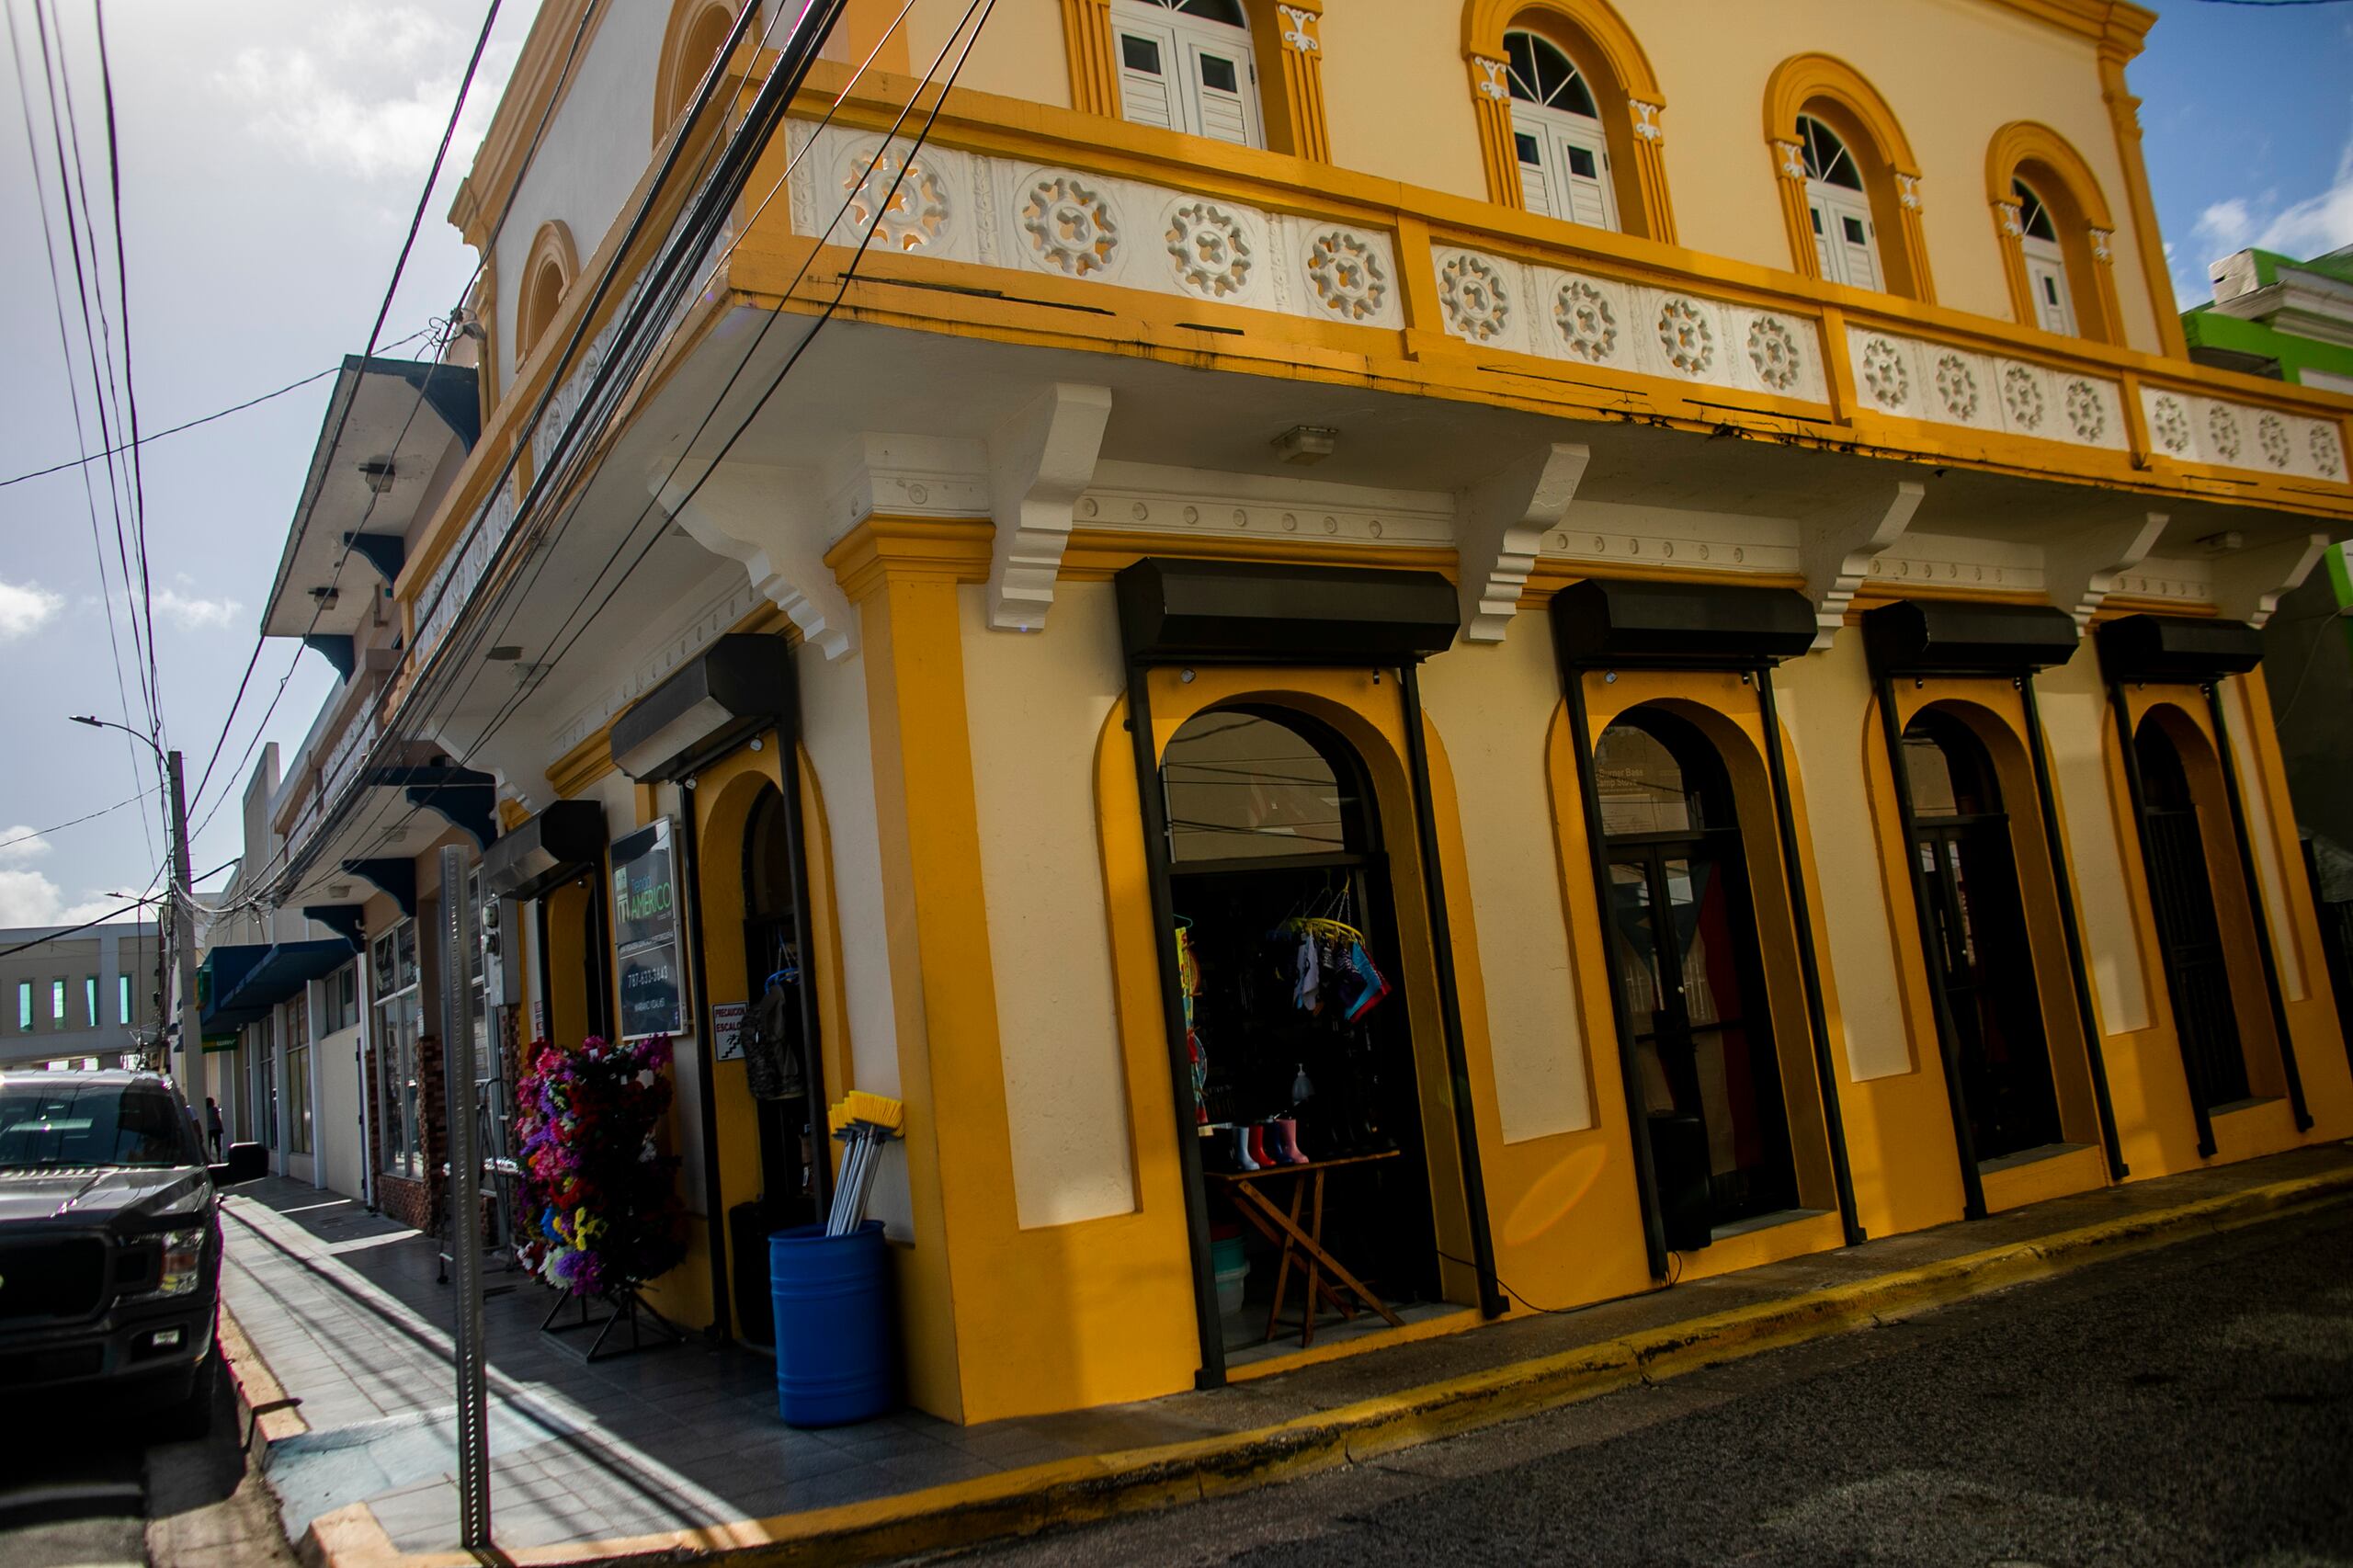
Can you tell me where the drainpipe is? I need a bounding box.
[1873,669,1987,1220]
[1754,665,1864,1246]
[2204,679,2312,1131]
[1396,663,1506,1318]
[1562,667,1669,1281]
[2109,681,2217,1158]
[2018,675,2128,1180]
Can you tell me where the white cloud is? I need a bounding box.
[0,868,66,926]
[149,587,244,632]
[2189,139,2353,278]
[210,5,516,182]
[0,578,64,641]
[0,827,51,865]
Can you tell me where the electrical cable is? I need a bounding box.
[0,328,435,491]
[215,0,879,908]
[218,0,926,915]
[0,858,239,959]
[6,0,158,869]
[323,0,986,889]
[0,789,156,854]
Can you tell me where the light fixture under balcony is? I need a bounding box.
[358,458,396,494]
[1272,425,1339,465]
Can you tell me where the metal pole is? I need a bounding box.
[1753,666,1864,1246]
[166,753,202,1099]
[1561,669,1668,1280]
[1872,672,1987,1221]
[1396,664,1506,1317]
[2109,681,2217,1157]
[2205,680,2312,1131]
[1121,656,1227,1390]
[438,846,490,1550]
[2018,676,2128,1179]
[676,799,733,1343]
[775,725,832,1220]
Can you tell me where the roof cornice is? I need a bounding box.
[448,0,607,252]
[1979,0,2155,59]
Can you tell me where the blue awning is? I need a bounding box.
[199,938,354,1035]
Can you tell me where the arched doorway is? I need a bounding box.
[1595,707,1794,1237]
[741,783,822,1228]
[1504,28,1618,229]
[1161,705,1441,1358]
[1901,710,2061,1161]
[2132,715,2252,1110]
[1110,0,1261,145]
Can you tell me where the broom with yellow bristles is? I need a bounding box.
[825,1090,904,1235]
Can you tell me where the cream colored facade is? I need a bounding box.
[225,0,2351,1429]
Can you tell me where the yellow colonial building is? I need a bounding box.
[242,0,2351,1426]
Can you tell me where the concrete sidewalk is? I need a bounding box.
[217,1143,2353,1567]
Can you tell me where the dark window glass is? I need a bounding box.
[0,1079,200,1171]
[1163,710,1365,863]
[1504,29,1599,117]
[1842,215,1869,244]
[1516,131,1541,164]
[1567,144,1598,178]
[1121,34,1162,74]
[1199,51,1238,93]
[1801,115,1861,189]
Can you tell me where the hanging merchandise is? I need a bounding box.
[1177,918,1209,1124]
[741,958,805,1101]
[514,1034,689,1300]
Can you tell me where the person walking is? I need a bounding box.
[204,1096,223,1161]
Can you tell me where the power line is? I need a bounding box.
[0,330,436,491]
[0,789,155,854]
[218,0,896,912]
[0,858,238,960]
[6,0,158,871]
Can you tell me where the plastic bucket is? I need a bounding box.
[768,1220,894,1426]
[1211,1234,1249,1317]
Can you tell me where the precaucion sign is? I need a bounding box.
[611,819,687,1040]
[712,1002,747,1062]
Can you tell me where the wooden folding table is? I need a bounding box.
[1206,1149,1404,1347]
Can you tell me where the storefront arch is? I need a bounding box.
[1093,664,1502,1385]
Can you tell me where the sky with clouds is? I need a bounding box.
[0,0,2348,931]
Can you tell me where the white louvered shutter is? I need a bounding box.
[1184,37,1255,146]
[1812,186,1880,290]
[2023,239,2075,335]
[1513,120,1558,218]
[1114,20,1180,132]
[1552,119,1616,231]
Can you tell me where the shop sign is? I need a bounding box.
[711,1002,746,1062]
[611,819,687,1040]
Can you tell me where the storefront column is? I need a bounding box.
[824,517,1008,1425]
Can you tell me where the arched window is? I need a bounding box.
[2011,178,2075,335]
[1504,29,1617,230]
[1763,54,1934,301]
[1985,123,2122,345]
[1161,707,1367,863]
[654,0,740,151]
[515,221,577,370]
[1462,0,1675,242]
[1110,0,1262,147]
[1800,115,1880,290]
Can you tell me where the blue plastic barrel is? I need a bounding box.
[768,1220,894,1426]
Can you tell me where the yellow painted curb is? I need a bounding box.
[300,1165,2353,1568]
[219,1302,310,1442]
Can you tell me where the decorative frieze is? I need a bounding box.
[791,122,1404,330]
[2137,383,2346,481]
[1845,324,2128,451]
[1430,246,1831,403]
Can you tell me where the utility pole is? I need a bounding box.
[166,751,201,1095]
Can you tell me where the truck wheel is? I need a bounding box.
[159,1351,218,1441]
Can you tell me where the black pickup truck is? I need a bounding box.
[0,1070,227,1434]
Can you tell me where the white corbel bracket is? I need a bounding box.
[655,467,858,661]
[2044,511,2167,631]
[2212,531,2329,629]
[1797,480,1925,650]
[1457,442,1590,642]
[987,383,1113,631]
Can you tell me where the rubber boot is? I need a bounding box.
[1273,1116,1308,1164]
[1234,1125,1260,1171]
[1247,1124,1275,1170]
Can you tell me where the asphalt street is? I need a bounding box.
[0,1340,292,1568]
[956,1200,2353,1568]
